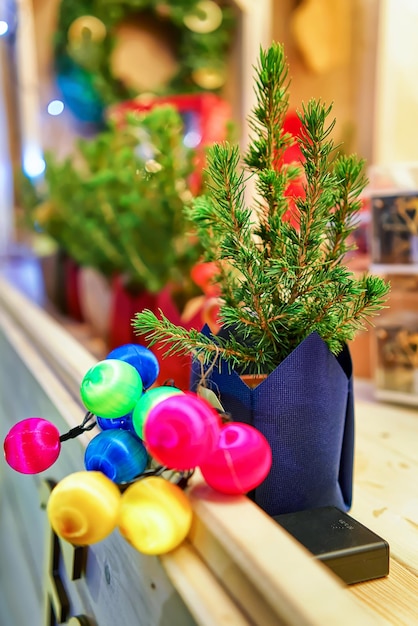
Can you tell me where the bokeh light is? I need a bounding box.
[23,145,46,178]
[47,99,65,116]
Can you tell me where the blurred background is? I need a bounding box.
[1,0,418,401]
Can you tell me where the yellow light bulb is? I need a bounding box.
[118,476,193,555]
[47,471,121,545]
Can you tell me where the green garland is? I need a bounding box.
[54,0,235,107]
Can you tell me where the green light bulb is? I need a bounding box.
[80,359,143,418]
[132,386,183,439]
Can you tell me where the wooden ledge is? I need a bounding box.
[0,276,388,624]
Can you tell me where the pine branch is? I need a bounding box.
[245,45,291,174]
[295,102,337,269]
[322,275,390,344]
[245,45,296,256]
[187,143,280,342]
[324,154,367,265]
[133,309,271,373]
[191,143,253,253]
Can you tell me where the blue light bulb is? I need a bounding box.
[84,430,148,483]
[96,413,136,434]
[106,344,159,390]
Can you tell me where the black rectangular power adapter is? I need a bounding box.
[274,506,390,585]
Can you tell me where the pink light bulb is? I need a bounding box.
[200,422,272,494]
[144,393,221,470]
[3,418,61,474]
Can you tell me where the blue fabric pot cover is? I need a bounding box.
[190,330,354,517]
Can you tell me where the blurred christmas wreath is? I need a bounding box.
[54,0,235,122]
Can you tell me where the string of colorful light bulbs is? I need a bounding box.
[3,343,272,556]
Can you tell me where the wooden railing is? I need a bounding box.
[0,276,404,625]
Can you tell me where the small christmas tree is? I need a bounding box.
[28,105,202,298]
[134,43,389,375]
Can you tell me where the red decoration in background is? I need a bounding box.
[282,112,304,165]
[153,287,204,390]
[190,261,221,334]
[190,261,220,298]
[282,112,305,229]
[108,275,157,350]
[109,93,231,194]
[108,279,205,389]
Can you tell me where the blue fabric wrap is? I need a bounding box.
[190,330,354,517]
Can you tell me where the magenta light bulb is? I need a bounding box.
[144,393,221,470]
[4,418,61,474]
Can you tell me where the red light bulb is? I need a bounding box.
[200,422,272,494]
